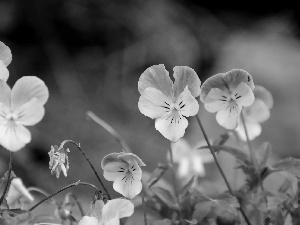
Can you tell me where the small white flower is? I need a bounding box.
[138,65,201,142]
[78,199,134,225]
[101,152,145,199]
[0,76,49,151]
[168,139,214,179]
[200,69,255,129]
[235,86,273,141]
[48,145,70,178]
[6,177,34,209]
[0,41,12,81]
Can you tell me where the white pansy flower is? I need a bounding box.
[0,76,49,151]
[101,152,145,199]
[200,69,255,129]
[138,65,201,142]
[78,199,134,225]
[235,86,273,141]
[167,139,213,179]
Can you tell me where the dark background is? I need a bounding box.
[1,0,300,217]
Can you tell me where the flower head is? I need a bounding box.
[200,69,255,129]
[78,199,134,225]
[138,65,201,142]
[6,177,34,209]
[101,152,145,199]
[235,86,273,141]
[167,139,213,180]
[49,145,70,178]
[0,41,12,81]
[0,76,49,151]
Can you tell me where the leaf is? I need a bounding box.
[194,192,239,215]
[147,163,171,188]
[152,219,173,225]
[198,145,250,165]
[212,132,231,146]
[268,208,285,225]
[256,142,272,169]
[269,157,300,178]
[0,171,16,188]
[179,176,195,196]
[150,187,179,212]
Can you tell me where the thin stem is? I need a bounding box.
[70,193,85,217]
[195,114,252,225]
[0,152,14,205]
[87,111,132,153]
[168,144,182,219]
[142,187,148,225]
[29,181,99,211]
[62,140,111,200]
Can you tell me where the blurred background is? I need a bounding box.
[1,0,300,222]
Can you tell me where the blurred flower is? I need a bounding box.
[78,199,134,225]
[49,145,70,178]
[167,139,213,180]
[200,69,255,129]
[101,152,145,199]
[0,41,12,81]
[138,64,200,142]
[0,76,49,151]
[54,193,75,222]
[6,177,34,209]
[235,86,273,141]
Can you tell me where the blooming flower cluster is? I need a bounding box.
[101,152,146,199]
[138,65,201,142]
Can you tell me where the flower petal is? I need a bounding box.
[175,86,199,117]
[216,105,241,129]
[0,61,9,82]
[0,41,12,66]
[235,121,262,141]
[0,80,11,108]
[155,112,188,142]
[138,87,173,119]
[0,123,31,151]
[11,76,49,111]
[102,199,134,222]
[232,82,255,107]
[173,66,201,98]
[244,99,270,123]
[14,98,45,126]
[204,88,230,113]
[191,156,206,177]
[200,69,255,103]
[169,139,191,162]
[103,162,129,181]
[89,200,104,220]
[177,157,190,178]
[138,64,173,99]
[118,153,146,167]
[113,173,142,199]
[253,85,273,109]
[78,216,99,225]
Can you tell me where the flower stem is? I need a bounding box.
[61,140,111,200]
[195,114,252,225]
[0,152,14,206]
[28,181,99,211]
[69,193,85,217]
[142,187,148,225]
[168,144,182,219]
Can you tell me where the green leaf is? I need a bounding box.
[147,163,171,188]
[198,145,250,164]
[212,132,231,146]
[179,176,195,196]
[269,157,300,178]
[256,142,272,169]
[151,187,179,212]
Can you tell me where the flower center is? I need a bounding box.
[5,113,17,121]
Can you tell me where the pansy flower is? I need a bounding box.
[48,145,70,178]
[200,69,255,129]
[0,41,12,81]
[0,76,49,151]
[101,152,145,199]
[78,199,134,225]
[6,177,34,209]
[138,65,201,142]
[235,86,273,141]
[167,139,213,180]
